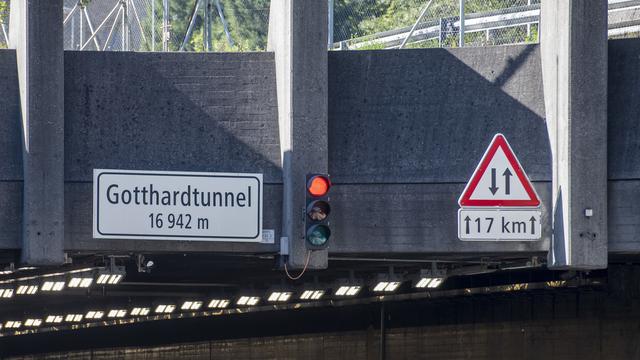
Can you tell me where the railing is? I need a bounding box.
[0,0,639,52]
[335,0,640,50]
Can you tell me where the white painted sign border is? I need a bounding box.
[93,169,263,242]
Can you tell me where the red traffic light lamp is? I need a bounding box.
[307,175,331,197]
[305,174,332,250]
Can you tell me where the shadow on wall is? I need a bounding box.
[63,51,282,183]
[327,45,552,253]
[62,51,283,250]
[328,45,550,184]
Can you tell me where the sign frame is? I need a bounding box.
[457,208,542,241]
[458,133,540,207]
[457,133,542,242]
[93,169,263,242]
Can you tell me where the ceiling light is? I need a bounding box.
[107,309,127,318]
[4,320,21,329]
[68,275,94,288]
[24,318,42,327]
[236,296,260,306]
[267,291,292,303]
[207,299,230,309]
[373,281,402,292]
[334,285,361,296]
[16,284,38,295]
[414,269,447,289]
[130,307,150,316]
[41,280,66,292]
[64,314,83,322]
[180,301,203,311]
[45,315,64,324]
[0,287,14,298]
[96,265,125,285]
[154,304,176,314]
[300,290,325,300]
[85,311,105,320]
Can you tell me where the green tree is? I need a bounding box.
[0,0,8,49]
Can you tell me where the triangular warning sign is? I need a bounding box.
[459,134,540,207]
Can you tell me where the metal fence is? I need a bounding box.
[334,0,640,50]
[0,0,639,52]
[0,0,8,49]
[62,0,270,51]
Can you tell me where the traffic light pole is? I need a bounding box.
[268,0,329,269]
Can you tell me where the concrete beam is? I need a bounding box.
[268,0,329,269]
[541,0,608,269]
[9,0,65,265]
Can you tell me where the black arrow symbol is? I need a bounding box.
[464,216,471,234]
[503,168,512,195]
[489,168,499,195]
[529,216,536,235]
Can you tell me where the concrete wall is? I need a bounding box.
[607,39,640,252]
[0,40,638,255]
[329,45,550,254]
[0,50,23,250]
[63,51,282,253]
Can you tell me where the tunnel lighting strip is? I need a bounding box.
[0,267,101,285]
[0,277,605,337]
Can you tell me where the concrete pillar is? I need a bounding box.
[9,0,65,265]
[268,0,328,269]
[541,0,608,269]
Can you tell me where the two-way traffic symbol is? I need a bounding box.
[489,167,512,195]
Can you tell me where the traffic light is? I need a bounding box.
[305,174,331,250]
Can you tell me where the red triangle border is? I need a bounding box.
[458,134,540,207]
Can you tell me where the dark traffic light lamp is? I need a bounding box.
[305,174,331,250]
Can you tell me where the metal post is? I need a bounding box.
[71,14,75,49]
[121,2,125,50]
[152,0,156,51]
[124,0,130,51]
[328,0,334,49]
[204,0,211,51]
[103,6,123,51]
[526,0,531,38]
[379,303,386,360]
[83,8,101,50]
[162,0,169,51]
[80,7,84,48]
[459,0,465,47]
[180,0,201,51]
[215,0,234,47]
[399,0,434,49]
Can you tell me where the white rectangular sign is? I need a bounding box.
[458,208,541,241]
[93,169,262,242]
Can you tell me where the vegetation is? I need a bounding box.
[0,0,8,49]
[141,0,269,52]
[0,0,541,52]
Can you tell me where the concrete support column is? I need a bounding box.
[9,0,65,265]
[268,0,328,269]
[541,0,608,269]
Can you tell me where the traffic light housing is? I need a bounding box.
[305,174,331,250]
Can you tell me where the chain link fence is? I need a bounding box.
[0,0,9,49]
[0,0,639,52]
[333,0,640,50]
[333,0,539,50]
[62,0,269,51]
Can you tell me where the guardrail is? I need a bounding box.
[336,0,640,50]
